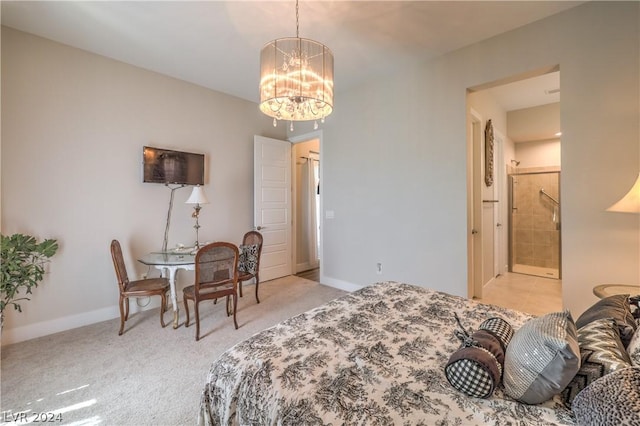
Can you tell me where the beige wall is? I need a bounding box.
[516,139,561,168]
[1,27,285,343]
[314,2,639,319]
[509,103,561,143]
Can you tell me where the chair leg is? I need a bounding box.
[238,280,243,297]
[159,293,167,328]
[194,300,201,341]
[232,293,238,330]
[183,294,190,327]
[118,296,126,336]
[124,297,130,321]
[226,295,231,317]
[255,275,260,304]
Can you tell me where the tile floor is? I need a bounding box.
[477,271,563,316]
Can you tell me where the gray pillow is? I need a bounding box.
[572,367,640,426]
[576,294,637,348]
[503,310,580,404]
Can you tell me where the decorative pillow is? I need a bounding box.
[503,310,580,404]
[576,294,637,348]
[238,244,259,274]
[445,329,504,398]
[572,367,640,426]
[479,317,514,352]
[561,317,632,405]
[628,327,640,367]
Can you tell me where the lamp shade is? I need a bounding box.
[606,172,640,213]
[185,185,209,205]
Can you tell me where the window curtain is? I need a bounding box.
[303,158,319,269]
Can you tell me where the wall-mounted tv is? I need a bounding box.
[143,146,205,185]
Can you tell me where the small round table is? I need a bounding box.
[593,284,640,299]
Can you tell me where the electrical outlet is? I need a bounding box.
[376,262,383,275]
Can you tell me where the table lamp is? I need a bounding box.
[606,172,640,213]
[185,185,209,249]
[601,171,640,300]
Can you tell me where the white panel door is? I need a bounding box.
[254,136,292,282]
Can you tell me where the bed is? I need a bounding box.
[198,281,576,425]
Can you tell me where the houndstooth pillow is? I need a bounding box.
[572,367,640,426]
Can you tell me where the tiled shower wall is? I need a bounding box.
[511,171,560,271]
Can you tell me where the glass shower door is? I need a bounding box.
[509,171,561,279]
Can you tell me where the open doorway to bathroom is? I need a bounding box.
[467,67,562,315]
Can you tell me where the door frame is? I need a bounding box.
[467,108,483,299]
[493,130,506,276]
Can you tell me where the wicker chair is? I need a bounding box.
[183,242,239,341]
[110,240,169,335]
[238,231,264,303]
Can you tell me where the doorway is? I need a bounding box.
[291,134,322,281]
[467,68,562,300]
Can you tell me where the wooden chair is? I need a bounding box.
[110,240,169,335]
[183,242,239,341]
[238,231,263,303]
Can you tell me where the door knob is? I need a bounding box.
[472,229,478,235]
[496,223,503,227]
[256,226,266,230]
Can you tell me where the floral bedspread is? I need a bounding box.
[199,282,575,425]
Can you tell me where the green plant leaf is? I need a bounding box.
[1,233,58,315]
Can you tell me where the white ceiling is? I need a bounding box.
[2,1,578,108]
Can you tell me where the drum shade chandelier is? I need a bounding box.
[259,0,334,131]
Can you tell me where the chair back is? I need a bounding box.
[195,242,239,291]
[240,231,263,275]
[110,239,129,292]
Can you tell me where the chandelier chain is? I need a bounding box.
[295,0,299,38]
[259,0,334,124]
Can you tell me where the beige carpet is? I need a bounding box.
[0,276,346,425]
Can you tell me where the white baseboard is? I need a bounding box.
[319,275,363,292]
[1,299,162,346]
[296,261,319,273]
[296,261,312,273]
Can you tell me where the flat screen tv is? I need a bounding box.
[143,146,205,185]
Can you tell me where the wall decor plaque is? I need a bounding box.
[485,119,494,187]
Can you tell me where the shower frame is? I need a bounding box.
[508,167,562,279]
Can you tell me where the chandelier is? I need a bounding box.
[259,0,334,130]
